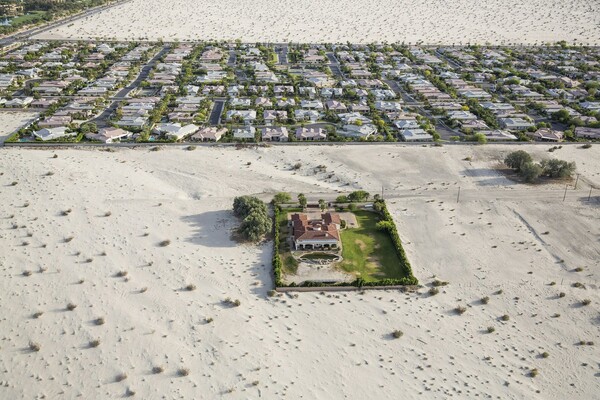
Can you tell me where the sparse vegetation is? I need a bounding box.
[152,366,164,374]
[178,368,190,377]
[481,296,490,304]
[455,306,467,315]
[487,326,495,333]
[500,314,510,321]
[185,283,197,291]
[159,239,171,247]
[529,368,539,378]
[29,341,41,352]
[581,299,591,306]
[115,373,128,382]
[89,339,101,348]
[223,298,241,307]
[428,287,439,296]
[66,302,77,311]
[391,330,404,339]
[95,317,105,326]
[541,352,549,358]
[32,311,44,319]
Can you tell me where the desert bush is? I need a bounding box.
[205,317,214,323]
[32,311,44,319]
[391,330,404,339]
[581,143,592,149]
[292,162,302,170]
[267,290,277,297]
[487,326,495,333]
[95,317,105,326]
[481,296,490,304]
[574,267,583,272]
[61,209,72,216]
[223,298,241,307]
[581,299,591,306]
[23,270,32,277]
[572,282,584,288]
[29,341,41,352]
[152,366,164,374]
[558,292,566,298]
[89,339,101,348]
[116,271,128,277]
[159,239,171,247]
[186,145,196,151]
[115,373,128,382]
[177,368,190,377]
[500,314,510,321]
[104,211,112,217]
[432,279,449,287]
[541,352,549,358]
[428,287,439,296]
[529,368,539,378]
[185,283,196,291]
[455,306,467,315]
[10,181,18,186]
[66,302,77,311]
[64,236,74,243]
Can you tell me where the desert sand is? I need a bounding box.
[33,0,600,45]
[0,143,598,399]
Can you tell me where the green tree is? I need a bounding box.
[298,193,307,209]
[541,159,576,179]
[521,162,543,183]
[348,190,370,202]
[273,192,291,204]
[505,150,533,172]
[318,199,326,211]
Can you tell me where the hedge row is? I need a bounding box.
[272,205,283,287]
[373,199,418,285]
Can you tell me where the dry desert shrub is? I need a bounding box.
[177,368,190,377]
[391,330,404,339]
[29,341,41,352]
[455,306,467,315]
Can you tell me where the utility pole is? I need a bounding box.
[574,174,580,190]
[563,184,568,202]
[457,187,461,203]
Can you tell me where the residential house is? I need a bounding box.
[34,127,75,141]
[340,124,377,139]
[153,123,199,141]
[295,127,327,141]
[290,213,342,250]
[233,126,256,140]
[499,117,534,130]
[85,127,132,143]
[399,129,433,142]
[191,127,228,142]
[262,127,289,142]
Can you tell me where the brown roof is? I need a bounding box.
[291,213,341,242]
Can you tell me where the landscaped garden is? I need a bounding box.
[271,192,418,288]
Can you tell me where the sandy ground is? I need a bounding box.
[0,144,598,399]
[0,111,38,144]
[33,0,600,45]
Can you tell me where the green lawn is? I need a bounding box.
[338,210,407,282]
[10,11,46,26]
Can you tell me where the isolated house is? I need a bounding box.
[290,213,342,250]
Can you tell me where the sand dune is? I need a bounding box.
[34,0,600,44]
[0,144,598,398]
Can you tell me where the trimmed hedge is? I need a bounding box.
[271,199,418,288]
